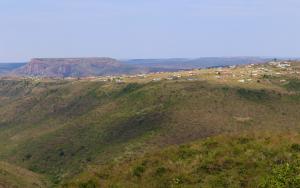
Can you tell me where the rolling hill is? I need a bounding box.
[0,61,300,187]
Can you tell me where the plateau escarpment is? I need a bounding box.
[12,58,142,77]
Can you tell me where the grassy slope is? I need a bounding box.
[0,161,49,188]
[65,132,300,188]
[0,65,300,186]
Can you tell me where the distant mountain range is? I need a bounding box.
[1,57,271,77]
[121,57,269,69]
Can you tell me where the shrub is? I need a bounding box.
[177,145,198,160]
[78,180,97,188]
[24,153,32,160]
[284,80,300,92]
[173,175,186,184]
[155,167,167,176]
[291,144,300,152]
[237,88,269,101]
[260,163,300,188]
[133,165,145,177]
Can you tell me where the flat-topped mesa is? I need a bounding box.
[12,57,135,77]
[30,57,120,65]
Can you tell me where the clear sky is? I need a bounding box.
[0,0,299,62]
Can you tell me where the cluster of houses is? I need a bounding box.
[16,61,300,85]
[268,61,291,68]
[210,61,299,84]
[76,61,297,84]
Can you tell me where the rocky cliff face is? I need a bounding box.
[12,58,140,77]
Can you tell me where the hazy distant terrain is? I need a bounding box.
[0,63,26,75]
[1,57,270,78]
[122,57,269,69]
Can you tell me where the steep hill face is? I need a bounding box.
[12,58,142,77]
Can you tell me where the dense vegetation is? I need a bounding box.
[1,65,300,187]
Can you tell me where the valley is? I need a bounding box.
[0,61,300,187]
[2,0,299,187]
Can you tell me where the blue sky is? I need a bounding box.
[0,0,299,62]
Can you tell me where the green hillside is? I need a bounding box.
[0,62,300,187]
[65,132,300,188]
